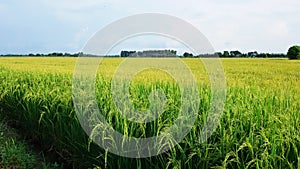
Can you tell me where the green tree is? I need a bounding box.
[183,52,193,57]
[223,51,230,57]
[215,52,223,57]
[287,45,300,60]
[230,50,242,57]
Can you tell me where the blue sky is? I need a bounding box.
[0,0,299,55]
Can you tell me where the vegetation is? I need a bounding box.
[0,57,299,169]
[0,117,36,168]
[287,46,300,60]
[183,52,193,57]
[3,44,300,58]
[0,48,292,58]
[0,115,60,169]
[0,52,82,57]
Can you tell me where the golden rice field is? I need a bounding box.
[0,57,299,169]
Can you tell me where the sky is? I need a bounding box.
[0,0,300,55]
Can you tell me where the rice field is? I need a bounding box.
[0,57,299,169]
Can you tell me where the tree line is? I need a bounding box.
[0,51,286,58]
[120,50,177,57]
[1,46,299,59]
[181,45,300,59]
[0,52,83,57]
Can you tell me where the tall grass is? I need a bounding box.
[0,58,299,168]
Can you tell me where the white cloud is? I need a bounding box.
[67,27,90,51]
[268,21,289,38]
[1,0,300,53]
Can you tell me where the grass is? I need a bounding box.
[0,117,36,168]
[0,57,299,168]
[0,113,60,169]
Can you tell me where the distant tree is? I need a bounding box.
[230,50,242,57]
[247,51,258,58]
[120,51,136,57]
[170,50,177,56]
[183,52,193,57]
[256,53,264,58]
[223,51,230,58]
[215,52,223,57]
[120,51,127,57]
[64,53,71,56]
[265,53,271,58]
[287,45,300,60]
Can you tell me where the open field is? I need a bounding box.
[0,57,299,168]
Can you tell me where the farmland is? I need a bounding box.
[0,57,299,168]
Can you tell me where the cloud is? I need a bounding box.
[183,0,300,52]
[67,27,90,51]
[268,21,289,38]
[1,0,300,54]
[107,34,192,55]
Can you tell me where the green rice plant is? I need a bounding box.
[0,58,299,168]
